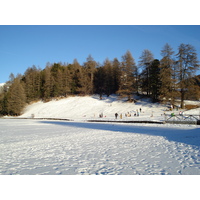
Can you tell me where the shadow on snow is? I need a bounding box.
[40,121,200,148]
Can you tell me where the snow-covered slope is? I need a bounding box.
[21,95,168,121]
[20,95,200,122]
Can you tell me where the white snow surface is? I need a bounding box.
[0,119,200,175]
[21,95,167,121]
[1,95,200,175]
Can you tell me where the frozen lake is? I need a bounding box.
[0,119,200,175]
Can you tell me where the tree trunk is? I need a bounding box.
[180,89,185,109]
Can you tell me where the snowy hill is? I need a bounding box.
[21,95,168,121]
[20,95,200,121]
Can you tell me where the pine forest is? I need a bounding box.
[0,43,200,116]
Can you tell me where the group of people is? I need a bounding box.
[114,113,122,119]
[170,110,184,117]
[115,108,142,119]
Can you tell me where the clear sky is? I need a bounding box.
[0,25,200,83]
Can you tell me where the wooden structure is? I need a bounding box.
[165,113,200,125]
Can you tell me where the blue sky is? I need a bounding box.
[0,25,200,83]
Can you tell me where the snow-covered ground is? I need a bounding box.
[1,95,200,175]
[20,95,168,121]
[1,119,200,175]
[20,95,200,122]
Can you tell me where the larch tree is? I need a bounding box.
[185,77,200,100]
[42,66,54,100]
[103,58,115,97]
[94,66,105,99]
[138,49,154,95]
[70,59,82,94]
[22,66,41,102]
[50,63,65,97]
[149,59,161,102]
[112,58,121,93]
[176,43,199,108]
[83,55,97,94]
[62,65,72,95]
[0,74,14,115]
[6,78,26,115]
[159,43,177,104]
[118,50,137,101]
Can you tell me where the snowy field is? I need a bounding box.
[1,118,200,175]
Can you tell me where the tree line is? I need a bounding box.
[0,43,200,116]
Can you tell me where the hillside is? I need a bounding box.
[20,95,200,122]
[20,95,165,121]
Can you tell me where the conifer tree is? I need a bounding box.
[112,58,121,93]
[0,93,8,115]
[94,58,121,98]
[62,66,72,95]
[0,75,14,115]
[0,91,4,115]
[117,51,137,101]
[83,55,97,94]
[69,59,82,94]
[42,66,53,100]
[50,63,65,97]
[159,43,177,104]
[176,44,199,108]
[103,59,115,96]
[139,49,154,95]
[186,75,200,100]
[149,59,161,102]
[94,66,105,99]
[23,66,41,102]
[6,78,26,115]
[185,80,200,100]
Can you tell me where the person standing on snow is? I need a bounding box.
[115,113,118,119]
